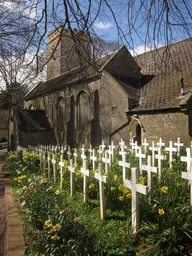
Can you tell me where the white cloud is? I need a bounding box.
[129,45,151,56]
[94,21,113,30]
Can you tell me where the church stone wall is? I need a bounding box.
[139,112,191,146]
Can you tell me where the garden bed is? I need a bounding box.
[3,149,192,255]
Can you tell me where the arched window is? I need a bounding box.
[76,91,89,132]
[56,97,65,144]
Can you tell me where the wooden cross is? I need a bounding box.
[165,141,177,168]
[142,138,149,153]
[155,147,166,178]
[181,148,192,172]
[68,159,76,197]
[59,154,65,190]
[90,149,97,170]
[80,160,90,202]
[51,153,57,182]
[157,138,165,148]
[136,147,145,172]
[124,168,149,234]
[47,151,51,180]
[149,141,157,166]
[39,149,43,171]
[141,155,158,190]
[102,150,110,173]
[119,151,130,181]
[174,137,183,156]
[95,163,107,219]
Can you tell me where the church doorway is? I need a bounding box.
[129,119,142,145]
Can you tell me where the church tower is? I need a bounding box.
[47,27,91,80]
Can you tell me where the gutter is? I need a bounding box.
[126,106,182,115]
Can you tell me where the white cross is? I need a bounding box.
[107,145,113,165]
[80,160,90,202]
[101,141,106,151]
[68,159,76,197]
[182,171,192,205]
[51,153,57,182]
[155,147,166,178]
[90,149,97,170]
[124,168,149,234]
[81,146,87,166]
[133,141,140,155]
[141,155,158,190]
[95,163,107,219]
[97,145,103,159]
[110,141,116,158]
[130,139,135,153]
[174,137,183,156]
[181,148,192,173]
[157,138,165,148]
[136,147,145,172]
[149,141,157,166]
[73,148,78,164]
[67,145,72,163]
[42,151,46,173]
[47,151,51,180]
[142,138,149,153]
[165,141,177,168]
[119,152,130,181]
[119,139,127,149]
[88,145,93,156]
[102,150,110,173]
[59,154,65,190]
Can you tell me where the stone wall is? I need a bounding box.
[19,130,56,147]
[0,130,8,142]
[138,112,191,146]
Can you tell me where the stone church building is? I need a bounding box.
[9,27,192,149]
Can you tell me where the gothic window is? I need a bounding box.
[57,97,65,139]
[76,91,89,132]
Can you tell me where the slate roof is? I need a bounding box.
[130,38,192,112]
[17,110,51,131]
[0,110,8,130]
[25,52,116,101]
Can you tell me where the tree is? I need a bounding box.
[1,0,192,69]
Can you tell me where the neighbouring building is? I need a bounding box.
[9,27,192,149]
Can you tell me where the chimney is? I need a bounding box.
[180,77,184,95]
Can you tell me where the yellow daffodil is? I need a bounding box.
[44,219,51,226]
[153,203,158,209]
[73,163,78,168]
[119,196,124,201]
[126,193,131,199]
[51,235,60,240]
[53,224,61,232]
[47,224,54,229]
[114,175,118,182]
[139,176,145,185]
[123,188,129,194]
[74,217,79,223]
[161,186,168,193]
[89,183,95,189]
[119,184,124,191]
[111,186,115,191]
[159,208,165,216]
